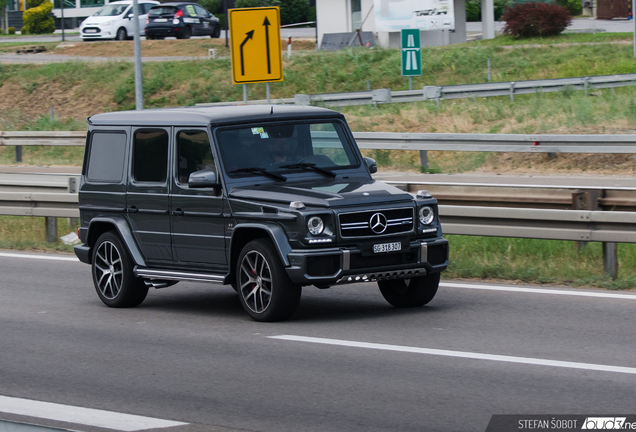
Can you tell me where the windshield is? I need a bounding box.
[217,121,358,177]
[93,4,129,16]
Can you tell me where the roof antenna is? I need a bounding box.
[270,106,274,115]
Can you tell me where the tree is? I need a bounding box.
[22,0,55,34]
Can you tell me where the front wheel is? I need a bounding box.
[378,273,440,308]
[236,239,301,322]
[92,231,148,308]
[211,25,220,38]
[115,27,128,41]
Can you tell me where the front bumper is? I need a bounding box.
[286,237,448,286]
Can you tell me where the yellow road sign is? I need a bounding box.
[229,7,284,85]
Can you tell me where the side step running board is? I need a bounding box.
[134,267,226,284]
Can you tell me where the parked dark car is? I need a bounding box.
[74,105,448,322]
[145,2,220,39]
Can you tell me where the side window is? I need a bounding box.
[86,131,126,183]
[133,129,169,183]
[194,5,207,16]
[185,4,197,16]
[177,130,215,184]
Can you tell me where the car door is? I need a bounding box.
[170,128,227,268]
[126,127,173,262]
[194,4,212,35]
[183,4,202,35]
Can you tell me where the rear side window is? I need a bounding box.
[133,129,169,183]
[86,131,126,183]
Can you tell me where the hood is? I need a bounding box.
[228,177,413,208]
[82,15,124,25]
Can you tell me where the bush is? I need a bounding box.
[556,0,582,15]
[8,27,16,35]
[22,0,56,35]
[502,2,572,38]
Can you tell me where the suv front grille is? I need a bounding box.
[339,207,414,238]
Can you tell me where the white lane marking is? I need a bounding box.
[441,282,636,300]
[0,396,188,431]
[269,335,636,376]
[0,252,78,262]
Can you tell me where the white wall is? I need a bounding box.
[316,0,375,47]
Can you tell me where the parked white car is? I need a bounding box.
[79,0,159,41]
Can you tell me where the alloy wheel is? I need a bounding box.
[94,240,123,300]
[239,250,272,314]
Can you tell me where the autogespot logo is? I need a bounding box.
[582,418,629,429]
[369,213,387,234]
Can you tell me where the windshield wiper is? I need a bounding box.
[279,163,336,178]
[228,167,287,181]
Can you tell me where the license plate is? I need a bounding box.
[373,242,401,253]
[85,29,97,33]
[154,18,167,22]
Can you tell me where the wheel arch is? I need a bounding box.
[87,215,146,267]
[226,223,292,285]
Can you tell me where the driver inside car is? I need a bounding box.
[263,125,298,165]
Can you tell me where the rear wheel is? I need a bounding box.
[92,231,148,308]
[378,273,440,308]
[236,239,301,322]
[115,27,128,41]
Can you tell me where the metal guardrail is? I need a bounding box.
[4,130,636,154]
[193,73,636,108]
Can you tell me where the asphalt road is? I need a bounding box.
[1,251,635,432]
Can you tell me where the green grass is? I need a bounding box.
[0,216,78,253]
[444,235,636,290]
[473,32,633,47]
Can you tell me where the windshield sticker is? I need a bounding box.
[186,5,196,16]
[260,132,269,139]
[251,127,264,135]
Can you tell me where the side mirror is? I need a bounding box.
[364,157,377,174]
[188,170,220,188]
[127,13,133,19]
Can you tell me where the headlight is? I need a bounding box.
[307,216,324,235]
[419,206,434,225]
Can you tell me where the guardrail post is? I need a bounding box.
[510,82,515,102]
[294,94,311,106]
[419,151,428,169]
[15,146,22,163]
[603,242,618,280]
[584,77,590,97]
[45,217,57,243]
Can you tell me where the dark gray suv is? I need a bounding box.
[74,106,448,321]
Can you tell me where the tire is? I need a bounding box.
[211,25,220,38]
[236,239,301,322]
[115,27,128,41]
[92,231,148,308]
[378,273,440,308]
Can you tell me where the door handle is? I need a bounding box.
[127,206,138,213]
[172,208,184,216]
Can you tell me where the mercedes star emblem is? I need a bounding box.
[369,213,388,234]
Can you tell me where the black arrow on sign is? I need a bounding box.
[263,17,271,74]
[239,30,254,76]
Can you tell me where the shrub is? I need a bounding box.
[502,2,572,38]
[8,27,16,35]
[22,0,56,35]
[556,0,582,15]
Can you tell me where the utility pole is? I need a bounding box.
[132,0,143,110]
